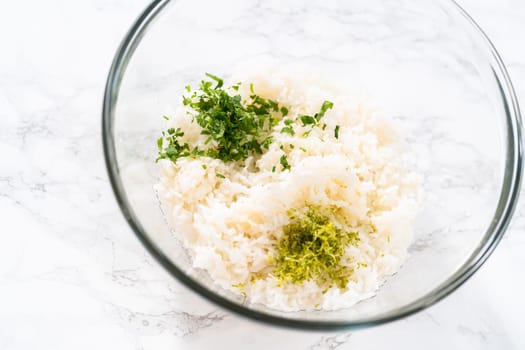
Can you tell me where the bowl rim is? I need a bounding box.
[102,0,523,330]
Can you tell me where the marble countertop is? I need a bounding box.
[1,0,524,349]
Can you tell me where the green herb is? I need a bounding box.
[316,100,334,121]
[216,172,226,179]
[299,147,307,152]
[156,126,190,162]
[272,206,360,289]
[163,115,170,120]
[157,74,289,164]
[205,72,223,88]
[262,136,273,149]
[202,164,207,170]
[299,114,317,126]
[157,75,333,167]
[280,154,291,171]
[272,166,276,173]
[334,125,340,139]
[297,100,334,127]
[281,126,295,135]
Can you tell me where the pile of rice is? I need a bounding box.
[155,67,420,311]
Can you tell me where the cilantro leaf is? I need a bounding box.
[205,72,224,88]
[315,100,334,121]
[281,126,295,135]
[299,115,317,126]
[280,154,291,171]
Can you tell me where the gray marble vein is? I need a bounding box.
[308,332,352,350]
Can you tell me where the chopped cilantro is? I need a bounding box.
[157,74,289,163]
[281,126,295,135]
[262,136,273,149]
[299,114,317,126]
[297,100,334,127]
[216,172,226,179]
[157,75,334,169]
[297,100,334,128]
[316,100,334,121]
[204,72,223,88]
[334,125,340,139]
[280,154,291,171]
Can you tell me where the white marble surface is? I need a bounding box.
[1,0,524,349]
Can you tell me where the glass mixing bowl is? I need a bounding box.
[102,0,522,330]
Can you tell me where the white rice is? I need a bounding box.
[155,66,420,311]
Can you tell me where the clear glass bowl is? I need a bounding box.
[102,0,523,330]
